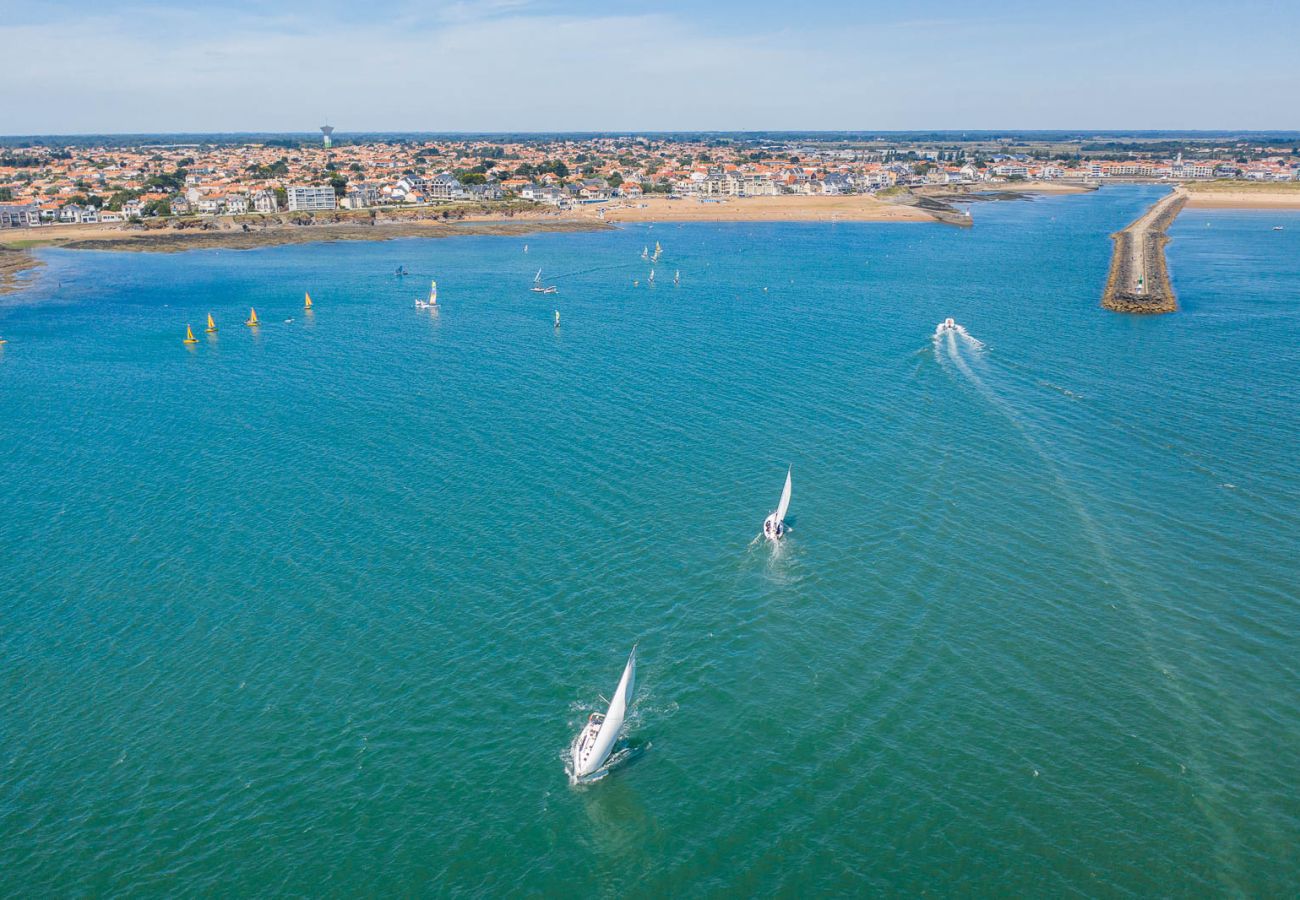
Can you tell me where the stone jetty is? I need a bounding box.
[1102,188,1187,314]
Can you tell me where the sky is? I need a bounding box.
[2,0,1299,135]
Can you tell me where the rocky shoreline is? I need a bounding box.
[0,248,44,296]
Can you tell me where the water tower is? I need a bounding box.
[320,125,334,149]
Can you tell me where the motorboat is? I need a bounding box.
[762,466,792,542]
[935,317,957,335]
[570,646,637,781]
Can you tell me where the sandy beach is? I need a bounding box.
[573,194,935,224]
[1182,187,1300,209]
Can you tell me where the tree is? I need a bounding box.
[328,173,348,198]
[608,173,624,189]
[0,187,11,201]
[458,172,487,185]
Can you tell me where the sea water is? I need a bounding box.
[1,186,1297,895]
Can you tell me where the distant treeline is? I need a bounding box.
[3,130,1300,150]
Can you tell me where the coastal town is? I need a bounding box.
[3,132,1300,229]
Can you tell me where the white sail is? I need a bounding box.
[573,647,637,778]
[534,269,543,284]
[775,466,792,522]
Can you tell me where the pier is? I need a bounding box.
[1102,188,1187,313]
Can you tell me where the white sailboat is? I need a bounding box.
[554,309,561,328]
[570,646,638,781]
[762,466,792,542]
[531,269,558,294]
[673,270,680,285]
[641,246,649,260]
[648,269,655,285]
[652,241,662,262]
[415,279,438,308]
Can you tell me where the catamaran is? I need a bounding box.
[531,270,558,294]
[416,279,438,309]
[570,646,637,781]
[762,466,792,542]
[205,313,218,333]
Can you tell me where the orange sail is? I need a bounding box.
[245,307,259,327]
[206,313,218,333]
[184,324,198,344]
[304,292,313,310]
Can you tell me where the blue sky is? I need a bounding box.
[2,0,1298,134]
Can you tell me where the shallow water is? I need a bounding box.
[1,187,1297,895]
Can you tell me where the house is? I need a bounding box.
[252,189,278,213]
[122,198,146,219]
[170,196,191,215]
[619,181,643,198]
[426,173,468,202]
[223,194,250,215]
[820,173,850,194]
[464,181,504,201]
[58,204,97,224]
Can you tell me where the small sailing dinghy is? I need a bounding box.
[570,646,637,782]
[648,269,655,285]
[245,308,260,327]
[763,466,792,542]
[304,292,313,310]
[641,246,649,260]
[531,270,557,294]
[205,313,218,333]
[652,241,662,262]
[673,270,680,285]
[183,324,198,344]
[554,310,561,328]
[416,279,438,309]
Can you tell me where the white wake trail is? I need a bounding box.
[940,327,1247,888]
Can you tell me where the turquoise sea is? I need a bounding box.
[1,186,1297,895]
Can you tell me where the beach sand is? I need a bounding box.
[574,194,936,224]
[1182,181,1300,209]
[1183,191,1300,209]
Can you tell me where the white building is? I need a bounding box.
[252,189,278,213]
[286,185,338,211]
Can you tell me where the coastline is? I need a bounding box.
[574,194,936,224]
[0,248,44,296]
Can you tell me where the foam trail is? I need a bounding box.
[941,327,1247,891]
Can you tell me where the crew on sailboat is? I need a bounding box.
[570,646,637,780]
[763,466,793,542]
